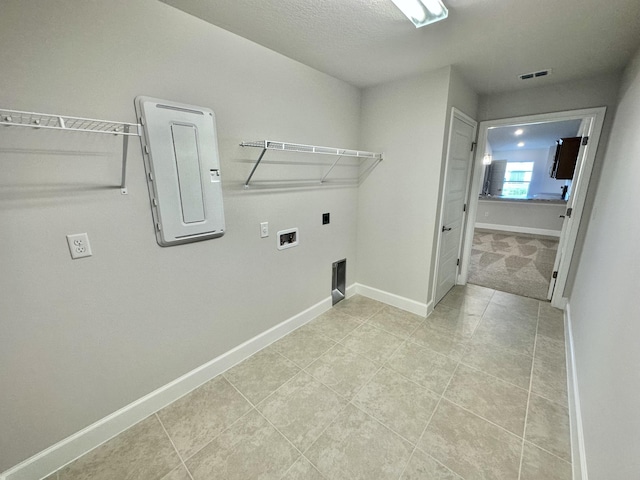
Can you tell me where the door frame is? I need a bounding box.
[431,107,477,308]
[460,107,606,308]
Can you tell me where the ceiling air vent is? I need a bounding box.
[519,69,552,80]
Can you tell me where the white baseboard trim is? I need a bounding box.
[354,283,430,317]
[565,302,589,480]
[475,223,561,238]
[2,285,357,480]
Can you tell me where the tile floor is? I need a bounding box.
[45,285,571,480]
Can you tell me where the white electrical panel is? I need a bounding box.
[136,97,225,246]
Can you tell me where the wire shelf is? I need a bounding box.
[0,108,140,136]
[1,107,142,194]
[241,140,382,159]
[240,140,383,188]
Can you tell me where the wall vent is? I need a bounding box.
[519,69,552,80]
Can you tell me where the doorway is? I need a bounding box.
[460,107,606,308]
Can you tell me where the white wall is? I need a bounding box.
[356,68,451,307]
[0,0,363,471]
[567,48,640,479]
[475,200,565,235]
[478,71,622,295]
[356,67,478,309]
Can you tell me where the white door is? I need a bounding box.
[434,110,477,305]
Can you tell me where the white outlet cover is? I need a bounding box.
[260,222,269,238]
[66,233,92,259]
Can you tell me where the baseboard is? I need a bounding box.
[565,303,589,480]
[2,285,356,480]
[354,283,430,317]
[474,223,561,238]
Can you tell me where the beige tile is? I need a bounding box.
[386,342,458,394]
[491,290,540,316]
[257,371,347,451]
[443,364,529,436]
[537,316,565,342]
[482,302,538,333]
[418,400,522,480]
[441,284,495,305]
[305,344,379,398]
[531,356,568,406]
[333,295,385,321]
[156,376,251,458]
[186,409,297,480]
[58,415,180,480]
[281,456,326,480]
[223,347,299,404]
[305,404,413,480]
[470,320,536,356]
[520,441,572,480]
[462,343,533,389]
[272,326,336,368]
[539,302,563,322]
[160,465,192,480]
[534,336,566,365]
[367,306,425,338]
[340,323,404,364]
[43,474,58,480]
[400,449,463,479]
[427,305,481,338]
[526,394,571,462]
[305,309,363,341]
[353,367,440,443]
[437,293,491,317]
[409,322,469,360]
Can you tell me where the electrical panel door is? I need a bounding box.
[136,97,225,246]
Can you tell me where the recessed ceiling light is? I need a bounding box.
[514,129,524,136]
[517,142,525,147]
[391,0,448,28]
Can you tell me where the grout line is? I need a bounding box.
[517,307,540,480]
[176,389,256,466]
[523,439,573,465]
[456,361,531,392]
[398,360,464,479]
[154,414,195,480]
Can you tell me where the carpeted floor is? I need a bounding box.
[467,229,559,300]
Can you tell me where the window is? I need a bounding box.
[502,162,534,198]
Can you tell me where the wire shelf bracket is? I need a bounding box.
[240,140,383,188]
[1,108,142,194]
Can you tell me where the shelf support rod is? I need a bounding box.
[320,153,344,183]
[244,147,267,188]
[120,124,130,194]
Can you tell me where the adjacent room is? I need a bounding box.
[1,1,639,479]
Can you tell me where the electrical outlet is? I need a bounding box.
[322,213,330,225]
[484,211,489,217]
[66,233,92,259]
[260,222,269,238]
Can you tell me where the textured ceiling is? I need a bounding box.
[489,119,582,152]
[160,0,640,93]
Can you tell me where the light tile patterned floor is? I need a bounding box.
[46,285,571,480]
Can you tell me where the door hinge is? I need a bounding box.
[463,203,467,212]
[582,136,589,146]
[552,271,558,279]
[456,258,460,266]
[566,207,573,218]
[471,142,477,152]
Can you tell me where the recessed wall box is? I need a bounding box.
[277,228,298,250]
[136,97,225,246]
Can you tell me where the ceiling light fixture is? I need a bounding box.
[517,142,525,147]
[514,129,523,136]
[391,0,449,28]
